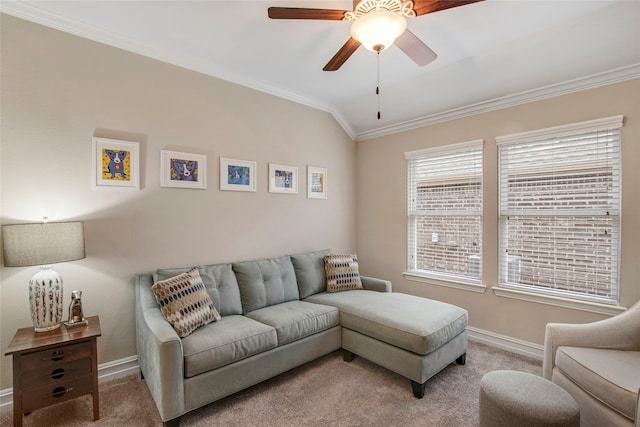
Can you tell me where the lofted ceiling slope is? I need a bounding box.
[1,0,639,140]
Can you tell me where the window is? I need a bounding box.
[405,140,483,286]
[497,116,622,304]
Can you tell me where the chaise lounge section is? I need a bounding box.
[135,249,468,426]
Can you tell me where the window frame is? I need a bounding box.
[404,139,485,292]
[496,115,623,308]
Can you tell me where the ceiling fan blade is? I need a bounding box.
[323,38,361,71]
[268,7,348,20]
[412,0,484,16]
[394,29,437,67]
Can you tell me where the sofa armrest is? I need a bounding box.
[543,300,640,379]
[361,276,392,293]
[636,386,639,427]
[135,273,186,422]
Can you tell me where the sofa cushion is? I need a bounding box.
[245,300,339,345]
[181,315,278,377]
[555,346,640,420]
[305,290,468,355]
[290,249,331,299]
[323,254,363,293]
[155,263,242,316]
[233,256,300,314]
[151,268,221,338]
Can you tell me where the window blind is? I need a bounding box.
[406,140,483,281]
[497,115,622,303]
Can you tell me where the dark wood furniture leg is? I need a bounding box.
[342,349,355,362]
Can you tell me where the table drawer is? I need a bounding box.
[21,341,92,371]
[22,374,93,412]
[22,357,92,389]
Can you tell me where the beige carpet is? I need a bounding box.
[0,340,541,427]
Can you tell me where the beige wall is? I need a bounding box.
[2,12,639,392]
[356,78,640,344]
[0,15,356,389]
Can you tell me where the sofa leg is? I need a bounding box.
[456,353,467,365]
[410,380,426,399]
[164,416,182,427]
[342,349,355,362]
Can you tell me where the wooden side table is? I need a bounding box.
[5,316,101,427]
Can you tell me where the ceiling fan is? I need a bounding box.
[268,0,484,71]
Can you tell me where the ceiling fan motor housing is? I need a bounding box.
[350,0,416,18]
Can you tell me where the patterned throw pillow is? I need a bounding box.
[151,267,221,338]
[324,254,363,293]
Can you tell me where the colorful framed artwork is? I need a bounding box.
[307,165,327,199]
[220,157,257,192]
[93,137,140,189]
[160,150,207,190]
[268,163,298,194]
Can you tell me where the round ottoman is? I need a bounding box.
[479,370,580,427]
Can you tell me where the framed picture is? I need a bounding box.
[93,137,140,189]
[307,165,327,199]
[220,157,257,192]
[268,163,298,194]
[160,150,207,189]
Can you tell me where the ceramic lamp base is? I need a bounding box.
[29,266,63,332]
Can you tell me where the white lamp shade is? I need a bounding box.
[2,221,85,267]
[350,11,407,52]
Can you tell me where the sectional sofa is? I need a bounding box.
[135,249,468,426]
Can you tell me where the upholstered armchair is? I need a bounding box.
[543,300,640,427]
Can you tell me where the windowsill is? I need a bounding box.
[403,272,487,293]
[492,286,626,316]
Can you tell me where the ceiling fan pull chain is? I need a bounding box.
[377,49,381,120]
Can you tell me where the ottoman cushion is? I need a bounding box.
[480,370,580,427]
[304,290,467,355]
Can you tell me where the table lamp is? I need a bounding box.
[2,220,85,332]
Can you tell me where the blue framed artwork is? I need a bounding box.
[269,163,298,194]
[220,157,257,192]
[160,150,207,189]
[93,137,140,190]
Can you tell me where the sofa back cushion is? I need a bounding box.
[290,249,331,298]
[233,256,299,313]
[155,263,243,316]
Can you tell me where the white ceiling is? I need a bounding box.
[2,0,639,140]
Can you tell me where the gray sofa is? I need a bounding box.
[135,249,468,426]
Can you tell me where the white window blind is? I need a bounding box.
[497,115,622,303]
[406,140,483,282]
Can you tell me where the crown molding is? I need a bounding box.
[2,2,637,143]
[355,63,640,141]
[0,2,360,137]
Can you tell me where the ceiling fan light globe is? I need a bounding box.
[350,11,407,52]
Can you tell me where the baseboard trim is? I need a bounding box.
[1,330,541,408]
[467,326,544,361]
[0,355,140,409]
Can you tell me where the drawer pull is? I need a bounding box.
[51,368,65,380]
[49,349,68,362]
[51,386,72,398]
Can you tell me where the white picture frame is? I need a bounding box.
[160,150,207,190]
[269,163,298,194]
[92,137,140,189]
[307,165,327,199]
[220,157,257,192]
